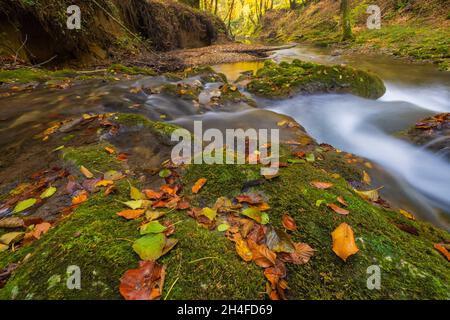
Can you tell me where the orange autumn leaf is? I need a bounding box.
[336,196,348,207]
[117,209,145,220]
[26,222,51,240]
[143,189,163,200]
[327,203,350,215]
[311,181,334,189]
[331,223,359,262]
[192,178,207,194]
[119,261,165,300]
[160,185,177,196]
[235,237,253,262]
[434,243,450,262]
[72,190,88,205]
[117,153,129,161]
[248,239,277,268]
[288,243,315,265]
[282,214,297,231]
[105,147,116,154]
[256,202,271,212]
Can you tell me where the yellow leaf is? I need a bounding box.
[331,223,359,262]
[354,187,383,202]
[399,209,416,221]
[363,171,372,185]
[235,238,253,262]
[96,180,114,187]
[105,147,116,154]
[80,165,94,179]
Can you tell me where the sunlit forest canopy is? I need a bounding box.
[180,0,301,36]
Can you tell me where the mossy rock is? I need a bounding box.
[247,60,386,99]
[181,156,449,299]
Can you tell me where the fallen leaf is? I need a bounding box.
[140,221,167,235]
[130,185,143,200]
[327,203,350,215]
[0,217,25,229]
[0,232,25,245]
[40,187,57,199]
[95,180,114,187]
[143,189,163,200]
[133,233,167,261]
[217,223,230,232]
[280,243,314,265]
[27,222,51,240]
[119,261,165,300]
[117,153,129,161]
[145,210,166,221]
[72,190,88,205]
[354,187,382,202]
[399,209,416,221]
[200,207,217,221]
[248,240,277,268]
[104,170,124,181]
[363,171,372,185]
[433,243,450,262]
[122,200,143,210]
[236,193,263,205]
[159,169,172,178]
[336,196,348,207]
[80,165,94,179]
[282,214,297,231]
[117,209,145,220]
[192,178,207,194]
[242,207,269,225]
[13,198,37,213]
[235,237,253,262]
[105,147,116,154]
[266,227,295,253]
[331,223,359,262]
[311,181,334,189]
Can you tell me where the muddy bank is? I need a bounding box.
[0,0,228,67]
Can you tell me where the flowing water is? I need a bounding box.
[0,45,449,228]
[215,46,450,229]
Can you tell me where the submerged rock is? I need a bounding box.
[246,60,386,99]
[404,113,450,160]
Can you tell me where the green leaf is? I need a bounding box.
[306,153,315,162]
[217,223,230,232]
[316,199,326,207]
[122,200,143,210]
[159,169,171,178]
[13,198,37,213]
[200,208,217,221]
[241,207,269,224]
[40,187,57,199]
[132,233,166,261]
[140,221,167,235]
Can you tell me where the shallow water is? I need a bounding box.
[215,45,450,228]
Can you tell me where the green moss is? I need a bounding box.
[112,113,180,137]
[0,68,50,84]
[181,157,450,299]
[247,60,386,99]
[108,64,156,76]
[62,143,122,173]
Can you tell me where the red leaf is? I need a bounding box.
[119,261,165,300]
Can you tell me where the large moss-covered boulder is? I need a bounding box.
[247,60,386,99]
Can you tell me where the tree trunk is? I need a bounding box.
[340,0,353,41]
